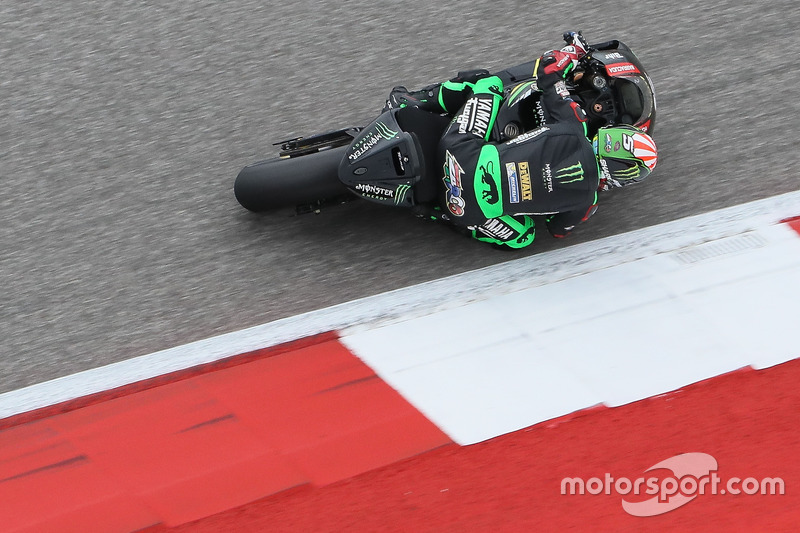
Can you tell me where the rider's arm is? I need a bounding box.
[435,69,494,114]
[385,69,493,116]
[535,64,589,134]
[534,39,590,134]
[447,74,505,141]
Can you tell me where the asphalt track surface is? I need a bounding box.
[2,1,799,393]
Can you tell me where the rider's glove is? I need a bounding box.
[538,31,588,78]
[537,47,581,77]
[382,84,445,113]
[450,69,491,85]
[563,31,589,58]
[383,86,422,111]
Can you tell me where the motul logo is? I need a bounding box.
[606,63,640,75]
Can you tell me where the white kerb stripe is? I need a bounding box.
[1,191,799,421]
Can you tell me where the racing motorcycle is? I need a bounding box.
[234,38,656,215]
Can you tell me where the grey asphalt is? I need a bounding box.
[2,1,798,393]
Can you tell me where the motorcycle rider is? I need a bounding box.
[385,33,658,249]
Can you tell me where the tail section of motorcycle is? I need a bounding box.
[233,129,357,214]
[338,107,450,209]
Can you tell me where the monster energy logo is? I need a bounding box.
[394,184,411,205]
[354,183,393,198]
[348,121,399,162]
[555,162,585,184]
[612,164,641,181]
[375,121,398,140]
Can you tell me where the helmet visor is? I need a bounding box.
[613,76,655,133]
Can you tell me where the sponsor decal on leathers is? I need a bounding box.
[505,162,520,203]
[505,126,549,146]
[478,218,516,241]
[542,164,554,193]
[457,96,494,139]
[519,161,533,201]
[443,150,466,217]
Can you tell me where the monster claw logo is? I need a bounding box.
[375,121,399,140]
[555,162,585,184]
[612,165,642,181]
[443,150,466,217]
[394,183,411,205]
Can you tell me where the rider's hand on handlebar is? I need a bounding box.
[563,31,589,59]
[539,31,589,78]
[538,48,581,77]
[383,86,423,111]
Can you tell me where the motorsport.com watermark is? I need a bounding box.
[560,453,785,517]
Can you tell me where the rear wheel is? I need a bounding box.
[234,129,359,213]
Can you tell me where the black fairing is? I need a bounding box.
[572,41,656,134]
[338,107,450,207]
[493,40,656,140]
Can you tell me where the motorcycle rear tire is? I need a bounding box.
[234,145,350,213]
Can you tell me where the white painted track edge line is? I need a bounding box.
[2,191,799,419]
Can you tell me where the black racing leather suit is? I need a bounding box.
[407,62,600,248]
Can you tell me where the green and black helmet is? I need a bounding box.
[593,125,657,188]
